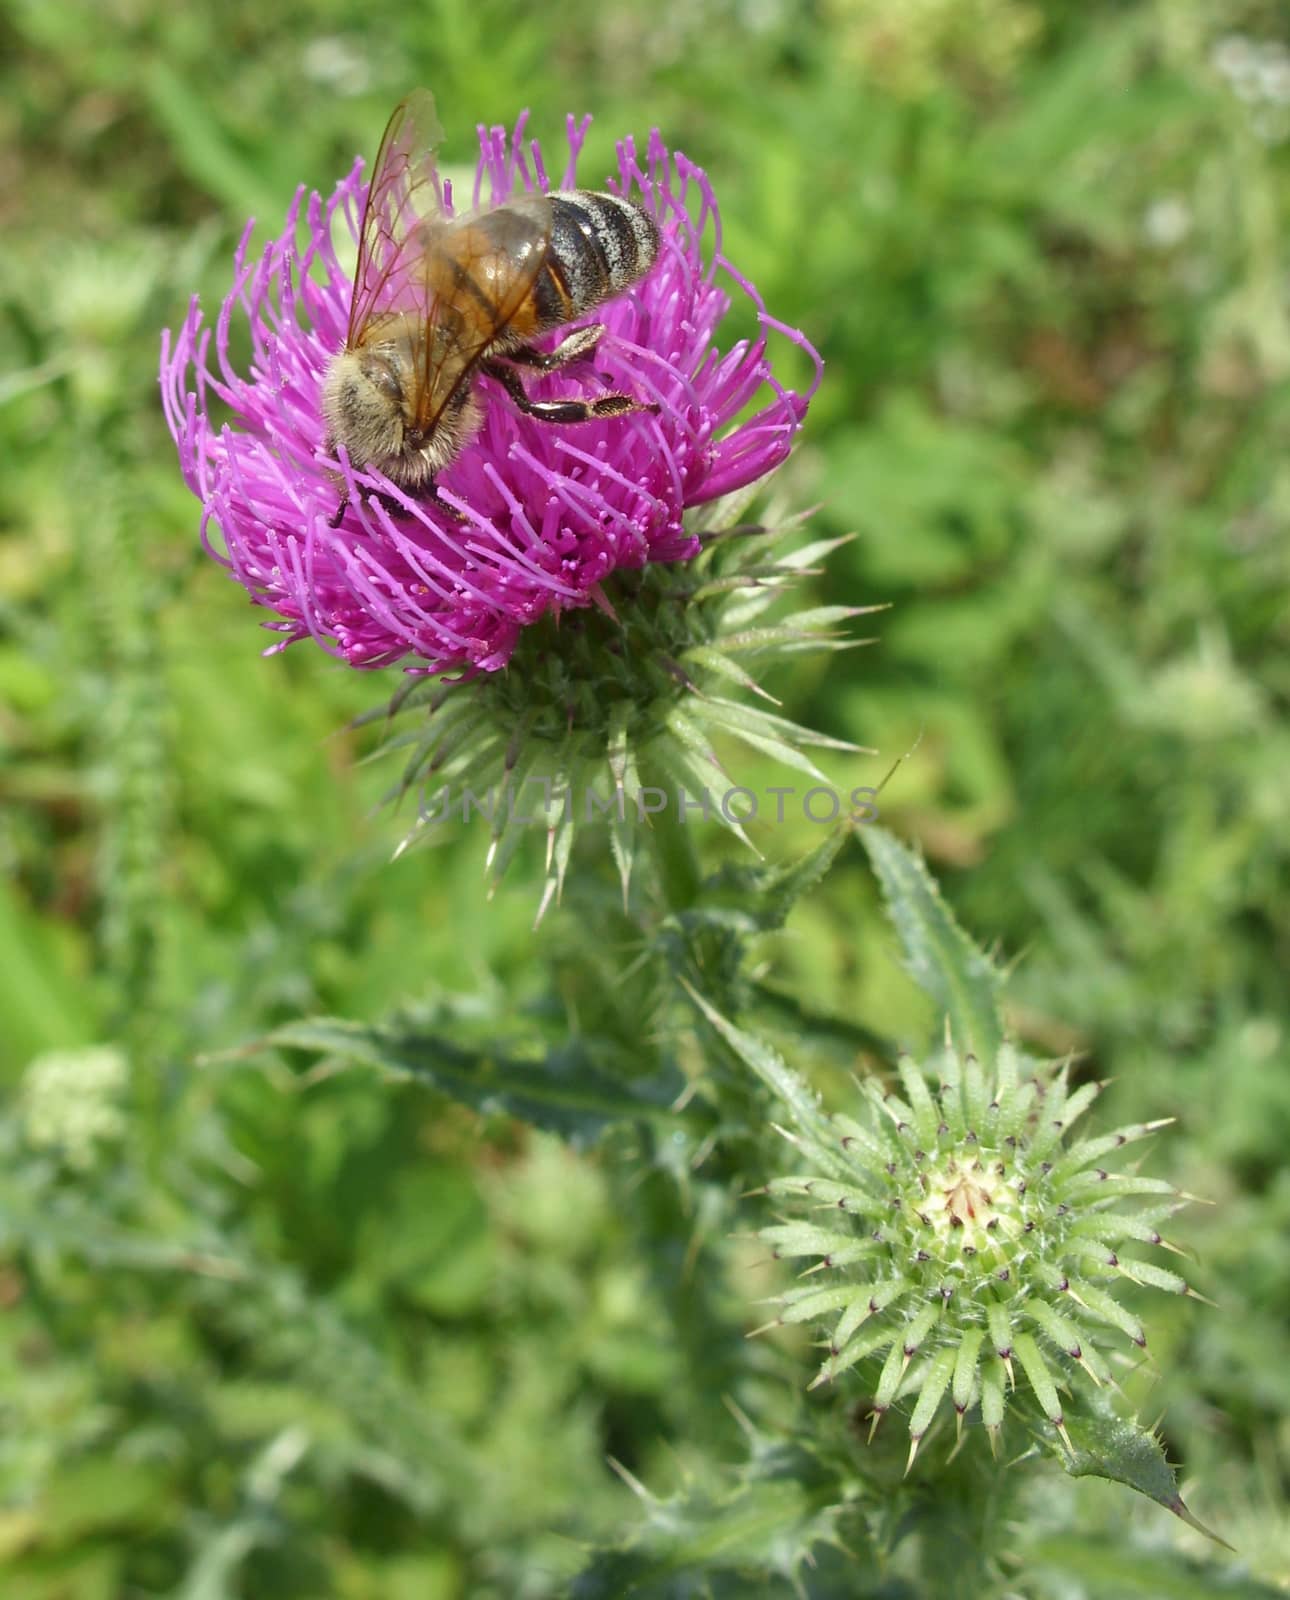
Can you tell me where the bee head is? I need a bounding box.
[322,347,413,470]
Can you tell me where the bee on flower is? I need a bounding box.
[160,95,821,676]
[161,96,850,910]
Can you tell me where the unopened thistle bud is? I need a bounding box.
[755,1043,1199,1469]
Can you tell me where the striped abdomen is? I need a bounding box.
[529,191,660,332]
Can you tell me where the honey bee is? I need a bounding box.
[322,91,661,522]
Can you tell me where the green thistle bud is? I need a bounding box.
[364,492,870,916]
[755,1041,1200,1469]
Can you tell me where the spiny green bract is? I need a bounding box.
[756,1042,1199,1468]
[364,491,870,916]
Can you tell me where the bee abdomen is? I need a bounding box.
[537,191,660,328]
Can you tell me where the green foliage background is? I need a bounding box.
[2,0,1288,1593]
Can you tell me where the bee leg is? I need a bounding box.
[501,325,605,372]
[370,483,468,523]
[331,484,465,525]
[482,359,658,425]
[422,480,468,522]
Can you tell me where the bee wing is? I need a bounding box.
[411,194,554,432]
[346,88,446,350]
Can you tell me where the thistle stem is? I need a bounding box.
[640,753,702,911]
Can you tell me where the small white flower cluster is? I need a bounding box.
[1212,33,1290,144]
[21,1046,129,1171]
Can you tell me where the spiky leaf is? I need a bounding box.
[569,1445,859,1599]
[860,827,1004,1057]
[1062,1413,1232,1549]
[215,1017,695,1147]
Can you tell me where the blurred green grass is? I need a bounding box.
[2,0,1289,1592]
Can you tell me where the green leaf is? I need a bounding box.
[1062,1413,1232,1550]
[704,823,851,933]
[142,64,286,218]
[859,827,1004,1058]
[682,985,830,1148]
[0,1546,122,1600]
[570,1444,855,1599]
[23,1459,169,1545]
[219,1017,693,1147]
[751,980,896,1067]
[0,879,99,1072]
[1030,1534,1281,1599]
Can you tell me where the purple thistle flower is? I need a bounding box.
[160,113,822,675]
